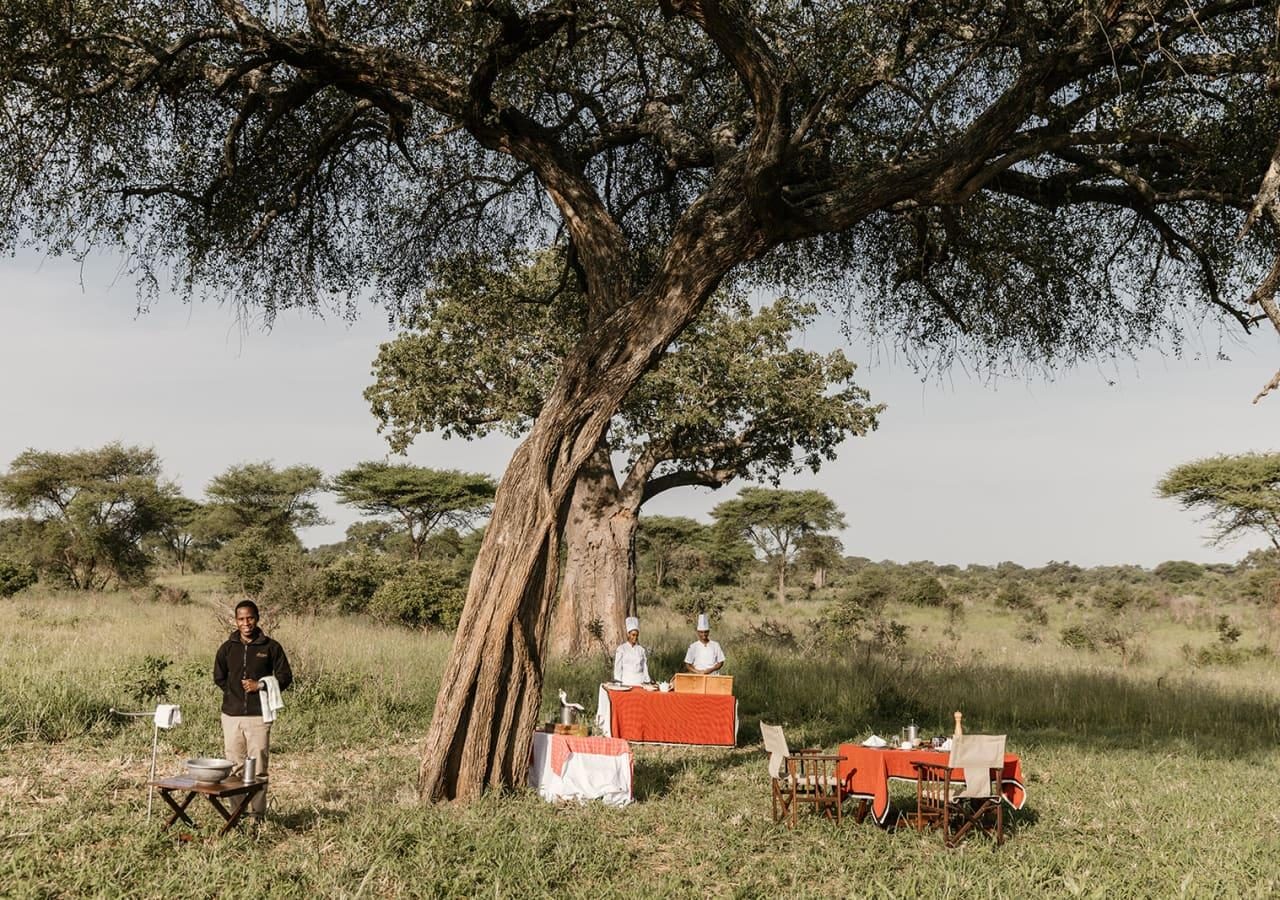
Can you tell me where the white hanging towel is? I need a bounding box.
[153,704,182,729]
[258,676,285,724]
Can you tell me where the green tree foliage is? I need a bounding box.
[636,516,705,591]
[330,463,496,561]
[201,462,328,546]
[149,495,204,573]
[368,254,880,486]
[711,487,845,604]
[1158,453,1280,550]
[369,562,467,631]
[0,444,178,589]
[0,557,37,596]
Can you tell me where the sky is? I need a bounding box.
[3,250,1278,568]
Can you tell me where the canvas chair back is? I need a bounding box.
[948,734,1005,798]
[760,723,791,779]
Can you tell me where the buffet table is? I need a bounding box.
[596,685,738,746]
[527,731,633,806]
[835,744,1026,826]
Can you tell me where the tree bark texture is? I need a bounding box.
[549,443,637,659]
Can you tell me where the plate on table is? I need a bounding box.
[640,684,659,691]
[603,683,633,691]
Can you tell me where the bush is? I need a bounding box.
[1154,560,1204,584]
[997,581,1034,611]
[1093,583,1135,613]
[113,655,174,705]
[257,546,326,615]
[368,561,466,630]
[900,574,948,607]
[217,529,275,595]
[321,551,395,613]
[1060,624,1097,651]
[670,591,727,622]
[147,584,191,605]
[0,557,37,596]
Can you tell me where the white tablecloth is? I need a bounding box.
[527,731,632,807]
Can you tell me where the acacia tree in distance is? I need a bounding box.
[199,462,328,547]
[4,3,1280,802]
[0,444,178,589]
[331,463,497,561]
[367,253,879,655]
[1157,453,1280,550]
[712,487,844,604]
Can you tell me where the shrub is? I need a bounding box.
[1093,583,1135,613]
[256,545,326,615]
[900,574,948,607]
[368,561,466,630]
[1154,560,1204,584]
[113,655,174,705]
[670,591,727,622]
[217,529,275,595]
[1060,624,1097,651]
[147,584,191,605]
[321,551,395,613]
[997,581,1035,611]
[0,557,37,596]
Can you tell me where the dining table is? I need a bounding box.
[527,730,633,806]
[836,743,1026,826]
[595,684,738,746]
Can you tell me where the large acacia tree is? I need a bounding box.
[365,252,879,656]
[3,1,1280,801]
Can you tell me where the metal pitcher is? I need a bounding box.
[559,705,578,726]
[905,723,919,745]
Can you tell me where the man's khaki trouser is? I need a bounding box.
[220,713,272,817]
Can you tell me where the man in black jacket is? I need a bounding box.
[213,599,293,819]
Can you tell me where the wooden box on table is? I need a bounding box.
[672,673,734,695]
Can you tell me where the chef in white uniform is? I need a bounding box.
[613,616,651,685]
[683,613,725,674]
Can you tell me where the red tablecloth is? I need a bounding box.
[836,744,1026,825]
[608,689,737,746]
[549,734,630,776]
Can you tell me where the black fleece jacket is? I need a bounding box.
[213,629,294,717]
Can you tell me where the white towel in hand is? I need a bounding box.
[258,676,285,724]
[153,704,182,729]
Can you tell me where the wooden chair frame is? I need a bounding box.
[762,723,848,828]
[911,761,1004,848]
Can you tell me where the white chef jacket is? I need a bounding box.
[613,642,650,685]
[684,639,725,672]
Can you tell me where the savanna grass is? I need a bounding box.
[3,587,1279,898]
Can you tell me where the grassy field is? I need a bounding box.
[3,583,1279,898]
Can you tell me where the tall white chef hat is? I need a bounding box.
[625,616,640,633]
[696,613,710,631]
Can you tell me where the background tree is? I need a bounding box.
[149,495,204,574]
[796,533,844,590]
[369,259,879,654]
[0,444,177,589]
[636,516,706,592]
[4,1,1280,801]
[331,463,496,561]
[200,462,328,547]
[711,487,845,605]
[1158,453,1280,550]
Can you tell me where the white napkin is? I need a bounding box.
[940,738,953,751]
[153,704,182,729]
[558,689,585,711]
[861,734,888,748]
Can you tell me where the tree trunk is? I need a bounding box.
[549,443,637,659]
[417,188,766,803]
[775,559,786,605]
[812,565,826,590]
